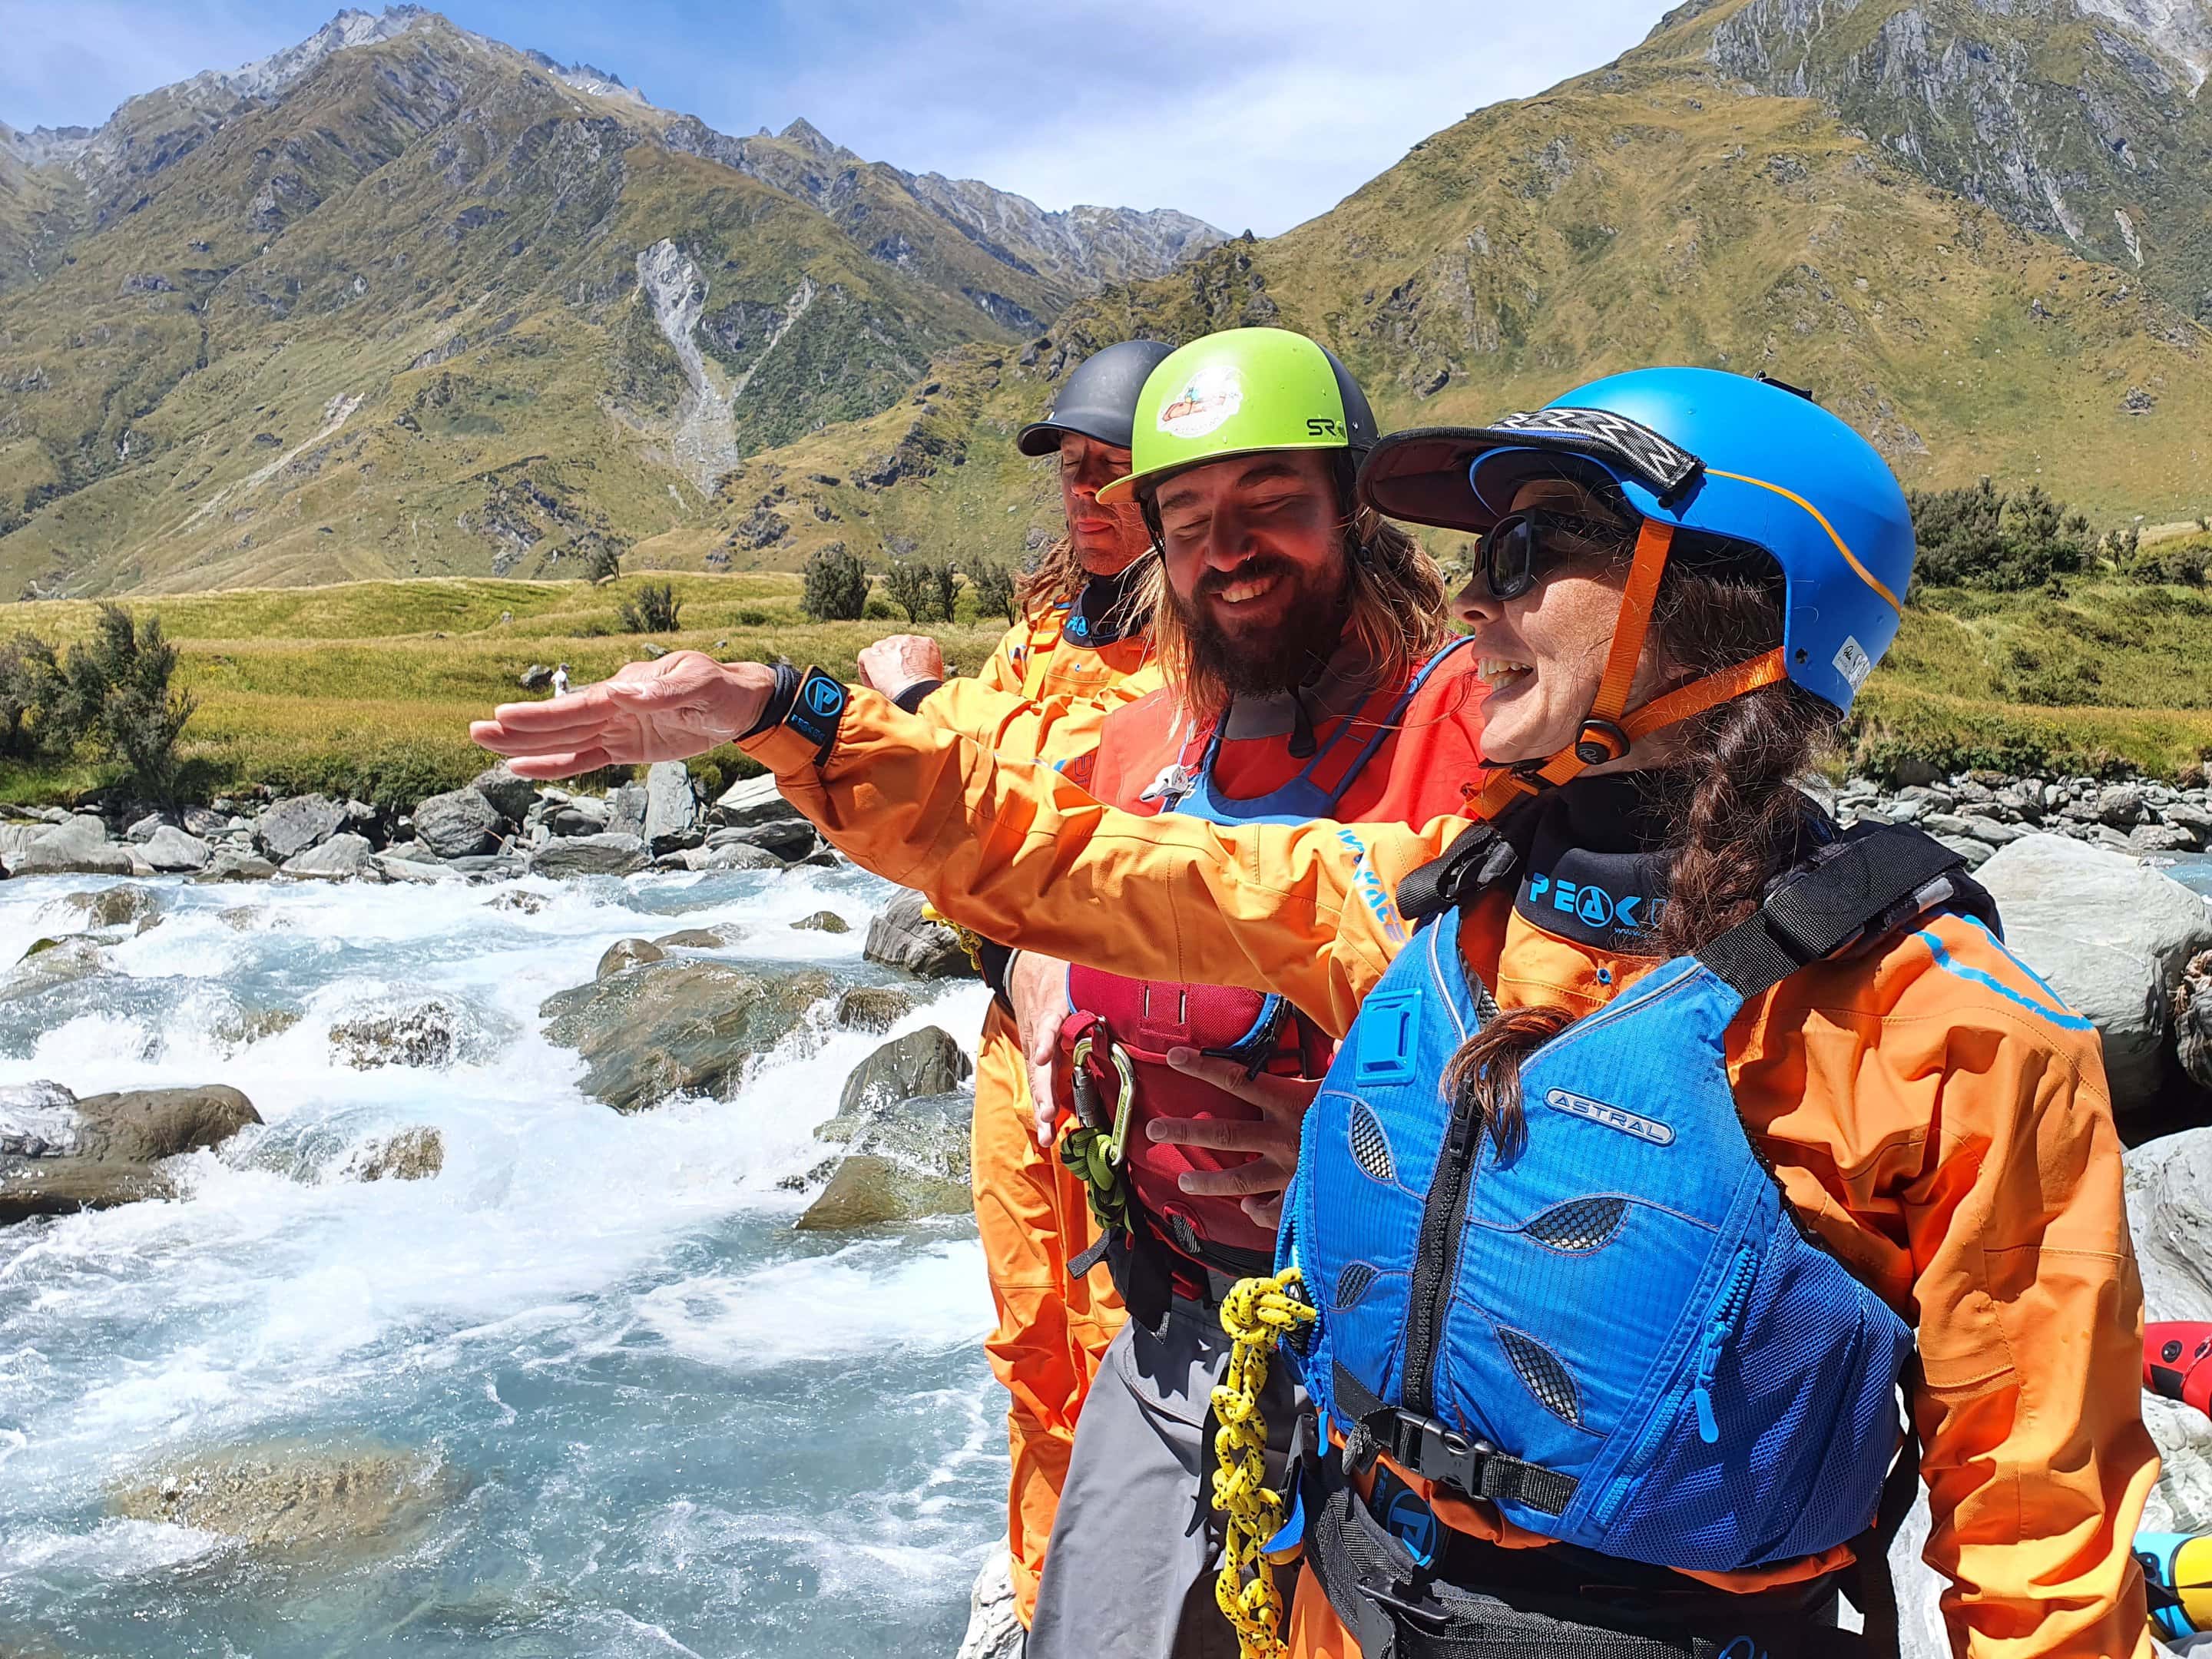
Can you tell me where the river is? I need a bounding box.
[0,864,1000,1657]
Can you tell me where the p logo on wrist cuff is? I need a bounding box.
[785,667,849,760]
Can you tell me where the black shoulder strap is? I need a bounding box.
[1697,823,1967,998]
[1396,797,1537,922]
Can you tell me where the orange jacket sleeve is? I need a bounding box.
[915,660,1164,768]
[740,683,1457,1031]
[1823,928,2156,1659]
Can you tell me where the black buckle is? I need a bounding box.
[1386,1409,1495,1498]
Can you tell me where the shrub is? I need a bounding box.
[966,559,1018,624]
[736,607,771,628]
[573,531,624,583]
[618,581,681,633]
[800,542,869,621]
[1908,478,2093,591]
[881,561,934,623]
[59,604,196,797]
[2128,537,2212,588]
[0,631,64,759]
[930,561,960,623]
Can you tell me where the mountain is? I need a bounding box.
[664,0,2212,584]
[0,7,1222,594]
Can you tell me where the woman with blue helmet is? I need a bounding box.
[476,367,2154,1659]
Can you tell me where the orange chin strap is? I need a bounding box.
[1464,517,1790,823]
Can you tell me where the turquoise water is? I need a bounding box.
[0,867,1001,1657]
[2157,851,2212,899]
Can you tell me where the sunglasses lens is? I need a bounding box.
[1486,516,1537,599]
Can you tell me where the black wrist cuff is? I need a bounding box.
[892,677,945,716]
[977,941,1017,1008]
[780,667,850,761]
[742,661,802,741]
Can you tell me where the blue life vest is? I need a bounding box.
[1279,823,1972,1575]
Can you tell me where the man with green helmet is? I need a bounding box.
[996,328,1488,1659]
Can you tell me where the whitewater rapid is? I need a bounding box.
[0,864,1001,1657]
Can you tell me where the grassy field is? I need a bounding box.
[2,566,2210,808]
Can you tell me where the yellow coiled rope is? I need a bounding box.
[1211,1267,1316,1659]
[919,901,988,975]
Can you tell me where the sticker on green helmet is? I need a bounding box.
[1157,364,1245,439]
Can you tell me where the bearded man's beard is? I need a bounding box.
[1169,554,1352,701]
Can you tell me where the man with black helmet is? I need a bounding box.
[856,339,1174,1652]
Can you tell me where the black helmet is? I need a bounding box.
[1015,339,1177,456]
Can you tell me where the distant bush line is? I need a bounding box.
[0,604,194,800]
[1909,477,2210,592]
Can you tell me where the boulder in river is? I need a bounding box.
[792,909,849,934]
[255,794,345,860]
[1977,834,2212,1105]
[412,787,503,859]
[607,781,648,841]
[0,936,110,1002]
[142,824,213,872]
[863,889,972,979]
[714,820,817,861]
[957,1542,1024,1659]
[470,763,537,825]
[830,1026,973,1128]
[343,1127,445,1182]
[109,1439,462,1553]
[680,843,780,872]
[642,760,702,852]
[597,938,665,979]
[652,926,740,949]
[194,850,281,883]
[714,773,802,829]
[282,833,378,882]
[795,1090,973,1230]
[1,1084,262,1225]
[44,882,161,932]
[7,814,134,876]
[329,1000,472,1070]
[540,959,838,1111]
[835,986,918,1034]
[526,832,648,878]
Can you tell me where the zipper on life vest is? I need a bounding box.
[1688,1243,1759,1444]
[1400,1090,1486,1416]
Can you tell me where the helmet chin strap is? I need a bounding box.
[1464,518,1789,821]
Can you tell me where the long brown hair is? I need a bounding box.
[1013,535,1088,618]
[1441,533,1838,1161]
[1135,502,1452,718]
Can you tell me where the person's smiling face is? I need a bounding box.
[1152,451,1350,694]
[1449,477,1665,765]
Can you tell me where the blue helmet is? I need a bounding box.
[1357,367,1912,712]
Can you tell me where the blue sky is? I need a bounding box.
[0,0,1663,236]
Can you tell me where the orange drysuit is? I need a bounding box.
[744,686,2156,1659]
[912,591,1159,1625]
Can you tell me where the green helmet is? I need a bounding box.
[1096,327,1379,505]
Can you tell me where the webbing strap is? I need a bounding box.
[1333,1363,1578,1517]
[1696,824,1966,998]
[1538,517,1676,784]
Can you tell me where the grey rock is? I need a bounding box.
[0,1158,177,1224]
[256,795,345,859]
[182,805,229,838]
[835,987,919,1034]
[74,1085,260,1164]
[2177,949,2212,1094]
[519,663,555,690]
[373,853,457,884]
[2124,1131,2212,1535]
[411,788,503,859]
[539,959,838,1111]
[8,815,133,876]
[957,1545,1025,1659]
[1,936,108,1000]
[597,938,665,979]
[0,1080,80,1157]
[651,927,740,949]
[1930,834,1997,870]
[864,889,972,979]
[192,851,281,883]
[470,764,536,824]
[108,1439,462,1552]
[2169,802,2212,836]
[125,813,164,843]
[795,1090,974,1230]
[445,853,523,880]
[793,909,849,934]
[45,883,160,932]
[1978,834,2212,1104]
[329,1000,473,1070]
[680,843,780,872]
[342,1127,445,1182]
[713,773,803,829]
[714,819,816,861]
[547,801,609,836]
[2094,783,2149,828]
[831,1028,973,1127]
[282,833,378,881]
[607,783,647,841]
[641,761,701,853]
[526,833,649,878]
[142,825,213,872]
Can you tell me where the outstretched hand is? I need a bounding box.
[470,651,774,779]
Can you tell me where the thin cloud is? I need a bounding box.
[0,0,1662,233]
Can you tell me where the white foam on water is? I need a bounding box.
[0,866,1001,1646]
